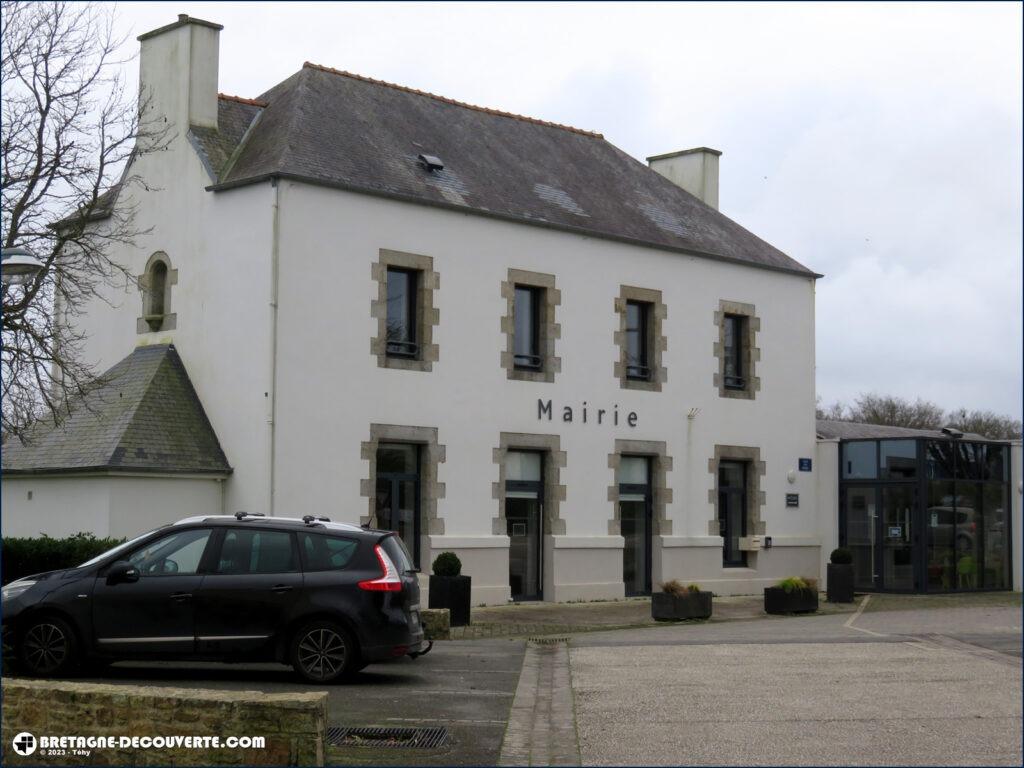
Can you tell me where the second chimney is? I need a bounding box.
[138,15,222,134]
[646,147,722,209]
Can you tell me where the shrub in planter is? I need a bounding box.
[651,580,712,621]
[764,576,819,614]
[826,547,856,603]
[428,552,471,627]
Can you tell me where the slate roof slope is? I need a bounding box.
[2,345,231,475]
[816,419,991,442]
[190,64,816,277]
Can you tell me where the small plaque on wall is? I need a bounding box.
[798,458,813,471]
[785,493,800,508]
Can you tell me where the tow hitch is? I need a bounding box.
[409,640,433,659]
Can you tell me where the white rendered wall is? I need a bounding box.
[271,182,820,598]
[65,123,274,519]
[815,439,840,587]
[1,476,222,539]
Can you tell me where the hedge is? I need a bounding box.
[1,533,124,585]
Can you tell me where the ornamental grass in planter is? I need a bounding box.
[428,552,471,627]
[764,576,819,615]
[826,547,855,603]
[651,580,712,621]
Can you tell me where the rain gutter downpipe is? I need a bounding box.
[268,178,281,515]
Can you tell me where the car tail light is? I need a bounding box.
[358,544,403,592]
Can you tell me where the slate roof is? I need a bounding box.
[189,64,817,277]
[816,419,991,442]
[2,345,231,475]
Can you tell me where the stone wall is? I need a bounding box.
[1,679,326,766]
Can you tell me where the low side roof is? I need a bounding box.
[2,344,231,475]
[190,64,818,278]
[816,419,991,442]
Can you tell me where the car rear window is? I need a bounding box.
[299,532,359,571]
[380,534,414,573]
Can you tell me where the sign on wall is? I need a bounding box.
[785,493,799,508]
[798,458,812,471]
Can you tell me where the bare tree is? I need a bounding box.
[847,393,945,430]
[815,396,848,421]
[1,1,163,442]
[947,408,1022,440]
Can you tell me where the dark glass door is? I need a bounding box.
[375,443,421,567]
[620,456,652,596]
[844,486,877,590]
[881,486,915,590]
[719,461,747,567]
[506,451,543,601]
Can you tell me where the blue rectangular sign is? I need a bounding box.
[798,458,812,472]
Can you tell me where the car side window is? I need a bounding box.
[127,529,212,576]
[299,532,359,571]
[215,529,298,575]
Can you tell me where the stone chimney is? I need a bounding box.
[138,15,223,134]
[646,147,722,209]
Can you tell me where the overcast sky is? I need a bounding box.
[114,2,1023,418]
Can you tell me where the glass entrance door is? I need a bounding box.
[844,486,877,590]
[375,443,421,568]
[881,486,915,590]
[506,451,543,601]
[620,456,652,596]
[719,461,747,567]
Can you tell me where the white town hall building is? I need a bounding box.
[4,15,1019,602]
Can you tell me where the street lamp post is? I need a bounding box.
[1,247,46,286]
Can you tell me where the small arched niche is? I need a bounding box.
[137,252,178,334]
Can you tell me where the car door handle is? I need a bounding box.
[170,592,192,602]
[271,584,293,593]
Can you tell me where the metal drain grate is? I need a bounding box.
[327,726,449,749]
[529,636,569,645]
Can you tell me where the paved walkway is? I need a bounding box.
[453,593,858,639]
[499,640,580,766]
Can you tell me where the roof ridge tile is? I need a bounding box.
[218,92,268,107]
[301,61,603,139]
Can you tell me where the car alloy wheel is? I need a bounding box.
[22,621,70,675]
[296,627,348,681]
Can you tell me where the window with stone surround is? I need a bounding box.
[707,445,766,568]
[614,286,667,391]
[501,269,561,383]
[371,249,439,372]
[137,252,177,334]
[491,432,566,537]
[360,424,446,569]
[713,300,760,399]
[606,440,673,537]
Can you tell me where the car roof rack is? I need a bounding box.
[234,511,266,521]
[301,515,331,526]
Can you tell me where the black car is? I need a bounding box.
[1,514,427,682]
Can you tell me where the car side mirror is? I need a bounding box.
[107,560,139,585]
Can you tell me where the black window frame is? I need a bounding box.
[837,437,1014,594]
[625,300,652,381]
[718,460,748,568]
[723,314,746,390]
[375,442,422,568]
[385,267,419,359]
[619,455,653,596]
[513,284,543,371]
[505,449,545,601]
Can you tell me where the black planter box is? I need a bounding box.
[764,586,818,615]
[826,563,855,603]
[651,591,712,621]
[428,574,472,627]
